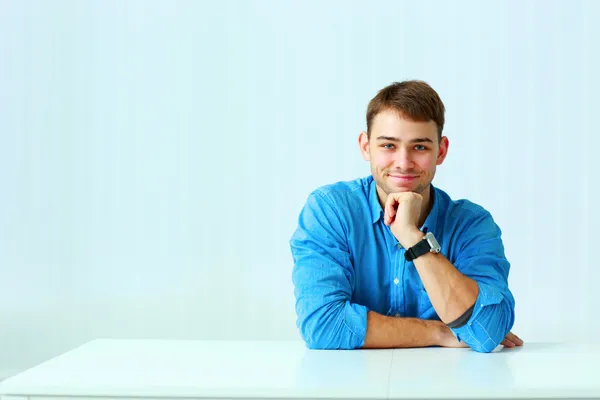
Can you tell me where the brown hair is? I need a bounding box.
[366,80,445,140]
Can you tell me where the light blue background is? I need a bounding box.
[1,0,599,377]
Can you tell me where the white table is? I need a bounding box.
[0,339,599,400]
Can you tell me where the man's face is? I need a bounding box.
[359,109,449,198]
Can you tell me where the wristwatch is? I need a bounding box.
[404,231,441,261]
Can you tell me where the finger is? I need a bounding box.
[384,197,394,224]
[506,332,524,346]
[501,338,516,348]
[385,196,398,224]
[505,332,523,346]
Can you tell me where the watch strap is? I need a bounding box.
[404,237,430,261]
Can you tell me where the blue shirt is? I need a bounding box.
[289,175,515,353]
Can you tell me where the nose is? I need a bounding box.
[394,147,414,171]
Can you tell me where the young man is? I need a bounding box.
[289,80,523,353]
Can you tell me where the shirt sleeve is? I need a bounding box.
[289,190,368,349]
[449,210,516,353]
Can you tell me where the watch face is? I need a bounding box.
[425,232,441,253]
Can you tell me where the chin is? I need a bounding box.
[386,179,418,191]
[389,185,414,193]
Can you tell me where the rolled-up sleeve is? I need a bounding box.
[450,211,516,353]
[289,190,368,349]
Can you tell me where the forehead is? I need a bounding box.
[371,110,437,140]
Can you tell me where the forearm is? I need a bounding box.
[413,251,479,324]
[401,229,478,324]
[362,311,444,349]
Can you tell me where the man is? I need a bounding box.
[289,80,523,353]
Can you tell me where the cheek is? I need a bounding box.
[418,154,438,171]
[372,152,394,168]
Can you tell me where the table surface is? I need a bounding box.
[1,339,599,400]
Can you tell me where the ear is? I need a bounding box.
[436,136,449,166]
[358,131,370,161]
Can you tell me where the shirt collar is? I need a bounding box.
[420,183,439,234]
[368,177,384,224]
[368,176,440,233]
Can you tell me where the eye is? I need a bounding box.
[415,145,427,151]
[383,143,395,149]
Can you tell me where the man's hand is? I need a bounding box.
[500,331,524,348]
[384,192,424,248]
[437,323,524,349]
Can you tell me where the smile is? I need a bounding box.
[388,174,418,181]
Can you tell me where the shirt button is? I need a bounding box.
[393,277,400,285]
[396,243,402,249]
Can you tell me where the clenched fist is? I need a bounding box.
[384,192,425,248]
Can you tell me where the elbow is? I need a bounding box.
[297,317,329,349]
[470,340,501,353]
[297,307,344,350]
[304,339,334,350]
[296,300,366,350]
[464,328,504,353]
[299,328,338,351]
[461,299,515,354]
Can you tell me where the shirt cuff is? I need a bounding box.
[449,281,504,339]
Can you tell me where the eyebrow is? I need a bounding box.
[376,136,434,144]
